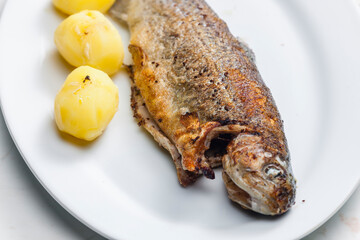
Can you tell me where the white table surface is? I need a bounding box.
[0,1,359,239]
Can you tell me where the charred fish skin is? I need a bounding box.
[128,65,200,187]
[111,0,296,215]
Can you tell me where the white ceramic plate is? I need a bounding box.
[1,0,360,239]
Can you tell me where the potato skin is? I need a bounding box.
[53,0,115,15]
[54,66,119,141]
[54,10,124,75]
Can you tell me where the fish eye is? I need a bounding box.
[263,164,284,179]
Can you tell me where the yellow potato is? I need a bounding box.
[53,0,115,15]
[54,10,124,75]
[54,66,119,141]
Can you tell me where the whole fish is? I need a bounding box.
[111,0,296,215]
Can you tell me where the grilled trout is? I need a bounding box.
[111,0,296,215]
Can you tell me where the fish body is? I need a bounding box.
[111,0,296,215]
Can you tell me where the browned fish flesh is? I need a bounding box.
[111,0,296,215]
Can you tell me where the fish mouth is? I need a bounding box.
[222,165,295,215]
[222,171,253,210]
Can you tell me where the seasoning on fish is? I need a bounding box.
[111,0,296,215]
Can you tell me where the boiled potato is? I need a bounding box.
[54,10,124,75]
[54,66,119,141]
[53,0,115,15]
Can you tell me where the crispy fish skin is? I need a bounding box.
[111,0,296,215]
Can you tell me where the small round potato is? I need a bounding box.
[54,10,124,75]
[53,0,115,15]
[54,66,119,141]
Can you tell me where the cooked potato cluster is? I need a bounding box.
[54,66,119,141]
[53,0,115,15]
[54,10,124,76]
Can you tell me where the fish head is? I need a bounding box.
[222,133,296,215]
